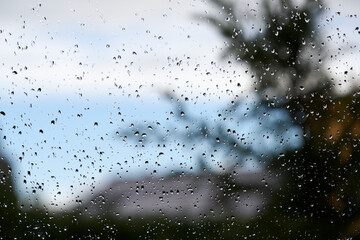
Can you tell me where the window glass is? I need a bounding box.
[0,0,359,238]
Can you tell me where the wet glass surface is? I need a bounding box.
[1,0,360,238]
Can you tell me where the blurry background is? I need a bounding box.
[0,0,360,238]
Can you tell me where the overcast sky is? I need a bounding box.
[0,0,359,100]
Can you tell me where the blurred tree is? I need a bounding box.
[200,0,360,238]
[0,153,19,236]
[205,0,330,100]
